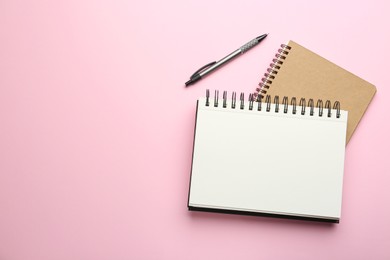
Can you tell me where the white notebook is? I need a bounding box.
[188,90,348,223]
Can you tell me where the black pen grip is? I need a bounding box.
[185,73,201,87]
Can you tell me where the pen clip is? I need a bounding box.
[190,61,217,79]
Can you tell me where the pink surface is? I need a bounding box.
[0,0,389,259]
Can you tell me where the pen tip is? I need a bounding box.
[256,34,268,41]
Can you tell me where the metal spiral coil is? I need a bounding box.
[333,101,341,118]
[254,44,292,100]
[231,92,236,109]
[214,90,219,107]
[325,100,332,118]
[223,91,227,108]
[317,99,323,117]
[265,95,271,112]
[274,96,279,113]
[299,98,306,115]
[282,96,289,113]
[240,93,245,109]
[308,99,314,116]
[206,89,210,106]
[205,90,342,118]
[291,97,297,114]
[249,94,254,110]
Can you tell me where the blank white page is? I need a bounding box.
[189,96,348,221]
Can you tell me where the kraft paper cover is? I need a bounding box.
[264,41,376,143]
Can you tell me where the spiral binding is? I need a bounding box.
[254,44,292,100]
[205,90,341,118]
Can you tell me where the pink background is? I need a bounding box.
[1,0,389,259]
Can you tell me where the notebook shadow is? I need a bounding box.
[188,210,337,231]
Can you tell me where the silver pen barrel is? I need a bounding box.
[199,49,242,77]
[199,37,262,77]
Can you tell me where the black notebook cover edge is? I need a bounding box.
[188,205,339,224]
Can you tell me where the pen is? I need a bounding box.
[185,34,268,87]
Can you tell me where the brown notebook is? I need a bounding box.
[254,40,376,144]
